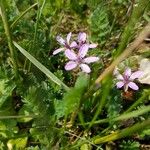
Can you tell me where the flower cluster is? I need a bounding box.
[53,32,99,73]
[115,68,143,91]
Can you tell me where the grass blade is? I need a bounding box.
[93,119,150,144]
[13,41,70,91]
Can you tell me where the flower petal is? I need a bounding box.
[65,49,77,60]
[56,36,65,45]
[53,48,65,55]
[78,44,89,58]
[66,32,72,44]
[70,41,77,48]
[129,71,144,80]
[116,81,124,88]
[113,68,120,76]
[88,43,98,48]
[65,61,77,70]
[78,32,86,43]
[124,68,131,77]
[116,74,124,80]
[83,57,99,64]
[79,64,91,73]
[128,82,139,90]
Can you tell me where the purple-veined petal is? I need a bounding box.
[128,82,139,90]
[124,68,131,77]
[70,41,77,48]
[116,81,124,88]
[116,74,124,80]
[83,57,99,64]
[129,71,144,80]
[65,49,77,60]
[56,36,65,45]
[78,32,86,43]
[79,64,91,73]
[78,44,89,58]
[66,32,72,44]
[53,48,65,55]
[65,61,78,70]
[88,43,98,48]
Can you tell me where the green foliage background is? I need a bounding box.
[0,0,150,149]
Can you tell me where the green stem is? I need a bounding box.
[67,91,86,127]
[10,3,38,28]
[28,0,46,72]
[93,119,150,144]
[0,115,37,119]
[88,76,112,129]
[86,105,150,125]
[115,0,149,57]
[0,0,19,78]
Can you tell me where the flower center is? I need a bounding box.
[123,75,130,84]
[76,56,83,63]
[65,43,71,49]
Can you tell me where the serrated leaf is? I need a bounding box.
[89,3,110,45]
[23,85,54,118]
[0,79,15,107]
[119,140,140,150]
[107,89,122,125]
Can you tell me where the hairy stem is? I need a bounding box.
[93,119,150,144]
[80,105,150,125]
[0,0,19,78]
[10,3,38,28]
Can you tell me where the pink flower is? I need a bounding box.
[116,68,143,91]
[77,32,98,50]
[64,45,99,73]
[53,32,77,55]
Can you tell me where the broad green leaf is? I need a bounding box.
[13,41,69,91]
[0,141,5,149]
[80,143,92,150]
[55,73,89,118]
[0,120,18,138]
[7,137,28,150]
